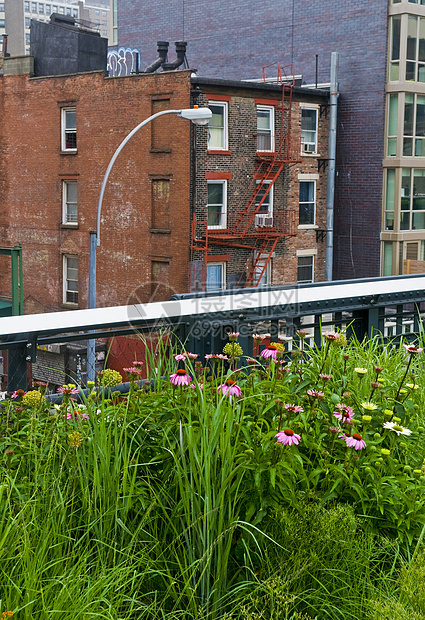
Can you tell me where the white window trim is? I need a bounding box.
[208,102,228,151]
[63,255,79,306]
[300,105,319,155]
[206,261,226,291]
[61,107,77,152]
[256,105,275,153]
[298,179,316,228]
[62,180,78,225]
[207,179,227,230]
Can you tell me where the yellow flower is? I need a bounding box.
[270,342,285,353]
[22,390,46,407]
[68,432,83,449]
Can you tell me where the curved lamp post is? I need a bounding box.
[86,106,212,382]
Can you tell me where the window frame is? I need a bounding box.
[300,106,318,155]
[207,180,227,230]
[61,107,77,152]
[206,262,226,292]
[298,179,316,227]
[297,253,315,284]
[207,102,228,151]
[63,255,79,306]
[62,180,78,225]
[256,105,275,153]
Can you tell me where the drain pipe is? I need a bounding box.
[325,51,339,281]
[162,41,187,71]
[144,41,169,73]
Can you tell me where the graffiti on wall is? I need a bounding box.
[107,48,141,77]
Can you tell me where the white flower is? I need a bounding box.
[383,421,412,436]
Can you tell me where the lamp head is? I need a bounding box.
[178,105,212,125]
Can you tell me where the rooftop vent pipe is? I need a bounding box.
[162,41,187,71]
[144,40,169,73]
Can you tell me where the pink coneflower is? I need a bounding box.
[190,382,204,390]
[319,374,332,381]
[333,403,355,421]
[170,369,192,386]
[246,358,257,365]
[186,352,198,360]
[133,361,144,367]
[283,404,304,413]
[344,433,366,450]
[307,389,325,398]
[297,329,308,338]
[123,367,144,379]
[57,386,79,395]
[403,343,423,354]
[205,353,229,361]
[329,426,340,433]
[252,334,265,343]
[227,332,240,341]
[11,389,26,399]
[275,429,301,446]
[261,345,278,360]
[174,353,187,361]
[323,331,338,340]
[218,380,242,397]
[65,410,89,420]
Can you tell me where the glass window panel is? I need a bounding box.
[407,16,417,61]
[65,109,76,130]
[388,138,397,156]
[383,242,393,277]
[401,169,411,210]
[413,212,425,229]
[386,169,395,211]
[208,182,223,205]
[390,63,400,81]
[391,16,401,61]
[405,93,414,135]
[400,212,411,229]
[301,109,316,131]
[413,169,425,209]
[66,182,77,202]
[415,138,425,156]
[419,18,425,62]
[257,109,271,131]
[404,137,413,156]
[385,212,395,230]
[388,94,398,135]
[206,264,223,291]
[419,64,425,83]
[256,183,271,213]
[297,256,313,283]
[417,96,425,137]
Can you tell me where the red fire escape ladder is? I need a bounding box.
[243,236,279,287]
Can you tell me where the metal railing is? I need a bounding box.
[0,274,425,391]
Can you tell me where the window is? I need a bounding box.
[389,16,401,81]
[62,181,77,224]
[61,108,77,151]
[256,106,275,152]
[25,1,30,10]
[403,93,425,156]
[73,9,78,18]
[206,262,225,292]
[0,3,4,11]
[406,15,425,82]
[207,180,227,229]
[384,169,395,231]
[255,181,273,227]
[102,10,106,17]
[32,2,37,11]
[297,255,314,283]
[63,256,78,304]
[25,33,30,43]
[409,0,425,4]
[253,252,270,286]
[95,9,100,15]
[46,4,51,14]
[301,108,318,154]
[0,19,4,27]
[25,17,30,28]
[66,7,71,16]
[382,241,394,276]
[299,181,316,226]
[208,103,228,150]
[39,3,44,13]
[401,168,425,230]
[387,94,398,156]
[53,5,58,12]
[58,6,64,14]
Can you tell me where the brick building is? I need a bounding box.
[190,76,329,291]
[112,0,389,280]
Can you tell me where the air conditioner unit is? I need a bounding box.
[303,142,316,153]
[255,213,273,227]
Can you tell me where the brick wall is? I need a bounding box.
[116,0,388,280]
[0,69,194,313]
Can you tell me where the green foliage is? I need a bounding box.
[2,333,425,618]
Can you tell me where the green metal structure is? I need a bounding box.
[0,244,23,317]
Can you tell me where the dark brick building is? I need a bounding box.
[113,0,389,280]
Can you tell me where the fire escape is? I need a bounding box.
[191,63,299,290]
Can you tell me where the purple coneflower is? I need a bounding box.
[57,385,79,395]
[344,433,366,450]
[307,389,324,398]
[403,343,423,354]
[123,367,144,379]
[186,352,198,359]
[323,331,338,341]
[65,410,89,420]
[283,404,304,413]
[261,344,278,360]
[333,403,355,421]
[174,353,187,361]
[275,429,301,446]
[319,373,332,381]
[170,369,192,386]
[227,332,240,341]
[218,380,242,397]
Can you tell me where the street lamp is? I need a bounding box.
[86,106,212,382]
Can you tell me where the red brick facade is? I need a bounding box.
[0,69,194,313]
